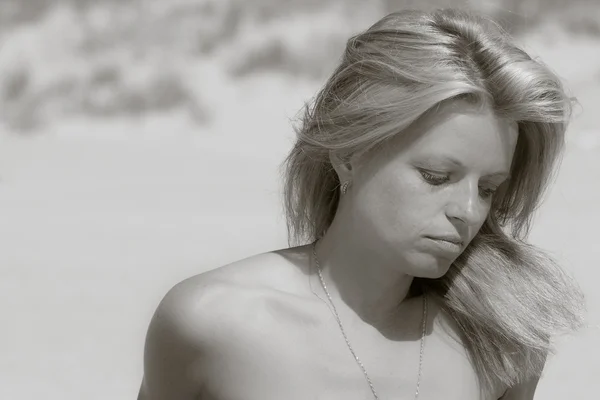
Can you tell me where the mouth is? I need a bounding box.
[425,236,463,246]
[424,236,464,257]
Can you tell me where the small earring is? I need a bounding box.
[341,181,350,195]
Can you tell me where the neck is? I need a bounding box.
[312,214,415,329]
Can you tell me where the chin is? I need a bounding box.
[412,258,453,279]
[418,269,448,279]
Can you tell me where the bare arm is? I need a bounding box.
[138,279,212,400]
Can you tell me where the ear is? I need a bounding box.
[329,150,353,183]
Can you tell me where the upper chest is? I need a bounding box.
[199,289,502,400]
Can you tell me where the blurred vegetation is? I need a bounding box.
[0,0,599,133]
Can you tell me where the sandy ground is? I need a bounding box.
[0,29,599,400]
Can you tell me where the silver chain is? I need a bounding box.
[312,241,427,400]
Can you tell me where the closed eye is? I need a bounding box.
[420,169,501,199]
[479,186,498,198]
[420,170,449,185]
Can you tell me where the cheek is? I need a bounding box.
[479,201,494,223]
[468,206,492,238]
[361,172,433,228]
[365,172,422,210]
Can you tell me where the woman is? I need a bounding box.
[138,8,585,400]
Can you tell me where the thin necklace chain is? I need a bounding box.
[312,241,427,400]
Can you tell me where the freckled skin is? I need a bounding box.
[138,101,518,400]
[348,100,518,279]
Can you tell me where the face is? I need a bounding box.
[339,100,519,278]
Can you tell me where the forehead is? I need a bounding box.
[397,100,519,172]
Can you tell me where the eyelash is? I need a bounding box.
[420,171,449,185]
[420,171,498,198]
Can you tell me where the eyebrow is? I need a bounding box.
[424,155,511,179]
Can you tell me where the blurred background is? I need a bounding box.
[0,1,599,399]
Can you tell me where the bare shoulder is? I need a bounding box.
[151,243,313,345]
[166,242,312,308]
[199,244,314,295]
[139,245,311,400]
[138,269,231,399]
[497,353,546,400]
[498,376,542,400]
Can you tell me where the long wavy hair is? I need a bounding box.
[279,8,586,398]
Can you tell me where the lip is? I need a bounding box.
[424,236,464,256]
[425,235,463,245]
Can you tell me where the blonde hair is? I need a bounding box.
[280,8,585,398]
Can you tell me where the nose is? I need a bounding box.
[445,179,484,227]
